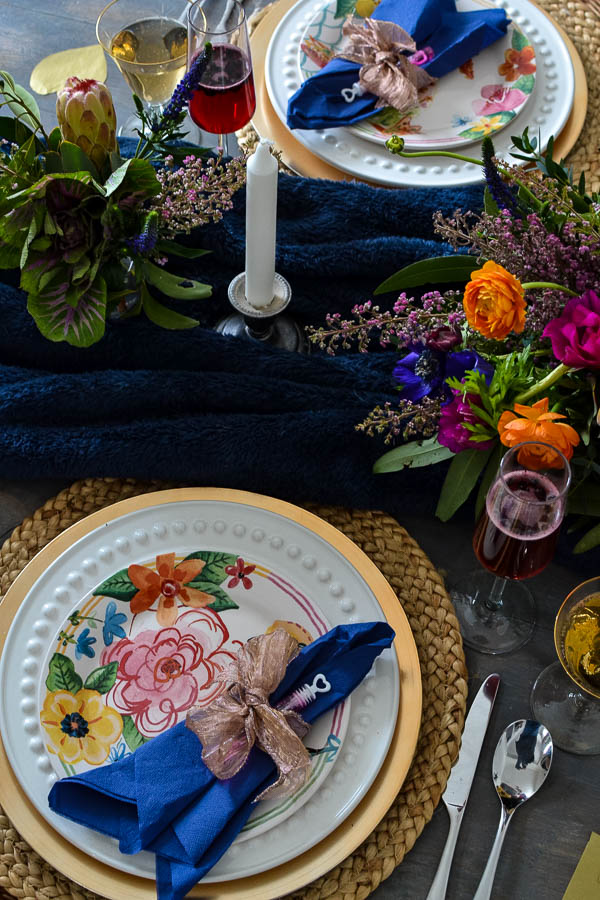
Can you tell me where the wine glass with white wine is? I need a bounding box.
[96,0,191,136]
[531,576,600,754]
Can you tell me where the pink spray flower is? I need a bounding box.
[543,290,600,369]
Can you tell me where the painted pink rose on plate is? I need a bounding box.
[101,608,237,737]
[472,84,527,117]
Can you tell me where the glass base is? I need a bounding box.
[531,661,600,755]
[449,569,535,654]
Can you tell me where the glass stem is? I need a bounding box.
[485,576,507,612]
[218,133,229,157]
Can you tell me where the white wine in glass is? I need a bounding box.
[531,577,600,755]
[97,0,192,133]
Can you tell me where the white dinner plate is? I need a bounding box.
[0,491,400,883]
[265,0,574,186]
[298,0,536,149]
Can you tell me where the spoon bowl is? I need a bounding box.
[474,719,553,900]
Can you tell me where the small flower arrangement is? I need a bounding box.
[0,50,245,347]
[309,132,600,554]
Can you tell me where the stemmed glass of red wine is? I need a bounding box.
[450,441,571,655]
[186,0,256,155]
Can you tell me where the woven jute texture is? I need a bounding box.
[0,477,467,900]
[239,0,600,191]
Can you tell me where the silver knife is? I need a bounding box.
[425,673,500,900]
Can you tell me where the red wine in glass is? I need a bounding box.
[473,470,562,580]
[189,44,256,134]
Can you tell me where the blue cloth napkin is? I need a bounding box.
[48,621,395,900]
[287,0,509,130]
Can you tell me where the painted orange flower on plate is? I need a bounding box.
[497,398,580,467]
[498,46,536,82]
[463,260,526,340]
[40,689,122,766]
[129,553,213,626]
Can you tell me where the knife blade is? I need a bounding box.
[425,673,500,900]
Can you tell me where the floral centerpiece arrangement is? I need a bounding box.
[310,133,600,553]
[0,51,245,347]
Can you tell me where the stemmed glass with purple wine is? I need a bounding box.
[186,0,256,155]
[450,441,571,655]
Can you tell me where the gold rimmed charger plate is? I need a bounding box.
[0,487,422,900]
[249,0,587,181]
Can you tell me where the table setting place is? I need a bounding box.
[0,0,599,898]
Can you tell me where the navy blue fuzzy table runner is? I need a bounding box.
[0,174,483,517]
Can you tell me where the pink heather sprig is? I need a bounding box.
[307,292,464,355]
[356,396,442,444]
[151,153,246,240]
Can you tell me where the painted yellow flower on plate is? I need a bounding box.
[40,688,122,766]
[468,115,506,136]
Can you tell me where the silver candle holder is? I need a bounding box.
[215,272,308,353]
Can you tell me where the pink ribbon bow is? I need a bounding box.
[186,629,313,802]
[336,18,436,114]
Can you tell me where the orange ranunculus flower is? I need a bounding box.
[463,260,526,340]
[497,398,580,467]
[498,46,536,82]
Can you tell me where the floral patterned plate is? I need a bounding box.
[297,0,536,149]
[0,490,402,883]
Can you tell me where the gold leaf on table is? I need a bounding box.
[30,46,107,95]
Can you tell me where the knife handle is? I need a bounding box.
[425,808,463,900]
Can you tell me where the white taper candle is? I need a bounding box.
[245,138,278,309]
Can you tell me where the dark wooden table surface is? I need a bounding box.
[0,3,597,899]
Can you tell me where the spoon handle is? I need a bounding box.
[473,805,513,900]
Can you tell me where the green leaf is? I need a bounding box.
[27,275,107,347]
[334,0,355,16]
[0,240,20,268]
[3,80,41,131]
[483,187,500,217]
[156,239,211,259]
[103,156,160,198]
[84,662,118,694]
[60,141,100,179]
[45,652,83,693]
[142,261,211,300]
[567,483,600,517]
[207,587,239,612]
[512,30,529,51]
[44,151,63,174]
[94,568,137,602]
[183,550,238,586]
[435,448,493,522]
[47,126,62,151]
[475,443,504,520]
[122,714,149,751]
[141,281,200,330]
[512,74,535,94]
[373,437,454,474]
[374,255,480,295]
[574,522,600,554]
[0,115,43,151]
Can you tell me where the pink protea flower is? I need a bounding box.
[472,84,526,117]
[543,290,600,369]
[56,77,117,169]
[101,608,236,737]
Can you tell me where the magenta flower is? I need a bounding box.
[472,84,526,116]
[438,390,496,453]
[543,290,600,369]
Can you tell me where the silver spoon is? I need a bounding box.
[473,719,553,900]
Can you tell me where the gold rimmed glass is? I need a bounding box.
[96,0,191,134]
[531,576,600,754]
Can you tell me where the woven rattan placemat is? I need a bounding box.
[0,477,467,900]
[240,0,600,191]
